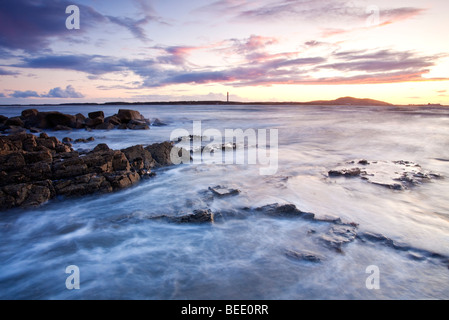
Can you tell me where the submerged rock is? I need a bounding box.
[256,203,315,220]
[320,224,358,253]
[152,209,214,224]
[285,250,324,263]
[208,185,241,198]
[328,160,443,190]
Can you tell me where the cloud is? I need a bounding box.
[0,0,106,52]
[0,0,167,53]
[9,86,84,99]
[0,68,19,76]
[11,90,40,98]
[42,85,84,98]
[0,93,5,98]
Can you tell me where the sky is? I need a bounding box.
[0,0,448,105]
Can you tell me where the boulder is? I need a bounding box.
[5,117,24,128]
[85,117,104,128]
[105,115,121,126]
[21,109,39,118]
[117,109,145,123]
[88,111,105,120]
[44,112,76,129]
[95,122,116,130]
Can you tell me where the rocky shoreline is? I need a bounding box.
[0,130,182,211]
[0,108,161,134]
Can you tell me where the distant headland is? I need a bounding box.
[0,96,446,107]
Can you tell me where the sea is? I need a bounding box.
[0,104,448,300]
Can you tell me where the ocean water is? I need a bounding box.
[0,104,448,300]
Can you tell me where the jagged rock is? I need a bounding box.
[54,174,112,197]
[255,203,315,220]
[285,250,323,263]
[208,185,241,197]
[146,141,177,166]
[63,137,73,143]
[121,145,155,171]
[104,171,140,189]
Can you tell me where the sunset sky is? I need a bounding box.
[0,0,448,105]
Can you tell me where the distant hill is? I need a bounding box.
[306,97,393,106]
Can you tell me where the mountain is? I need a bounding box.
[306,96,393,106]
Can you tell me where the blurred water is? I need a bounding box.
[0,104,449,299]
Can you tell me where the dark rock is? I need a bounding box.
[88,111,105,120]
[152,118,168,127]
[85,117,104,128]
[145,141,177,166]
[44,112,76,129]
[105,115,121,126]
[0,115,8,124]
[95,122,116,130]
[104,171,140,190]
[5,117,24,128]
[169,209,214,224]
[87,137,95,142]
[121,145,155,171]
[55,174,112,197]
[63,137,73,143]
[21,109,39,118]
[117,123,128,130]
[329,168,362,177]
[208,185,241,197]
[29,127,42,133]
[285,250,323,263]
[53,125,73,131]
[74,113,86,129]
[93,143,110,153]
[117,109,145,123]
[358,160,370,165]
[74,138,88,144]
[256,203,315,220]
[0,131,182,211]
[1,181,54,210]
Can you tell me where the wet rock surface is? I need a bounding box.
[328,160,443,190]
[0,133,182,211]
[0,109,151,132]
